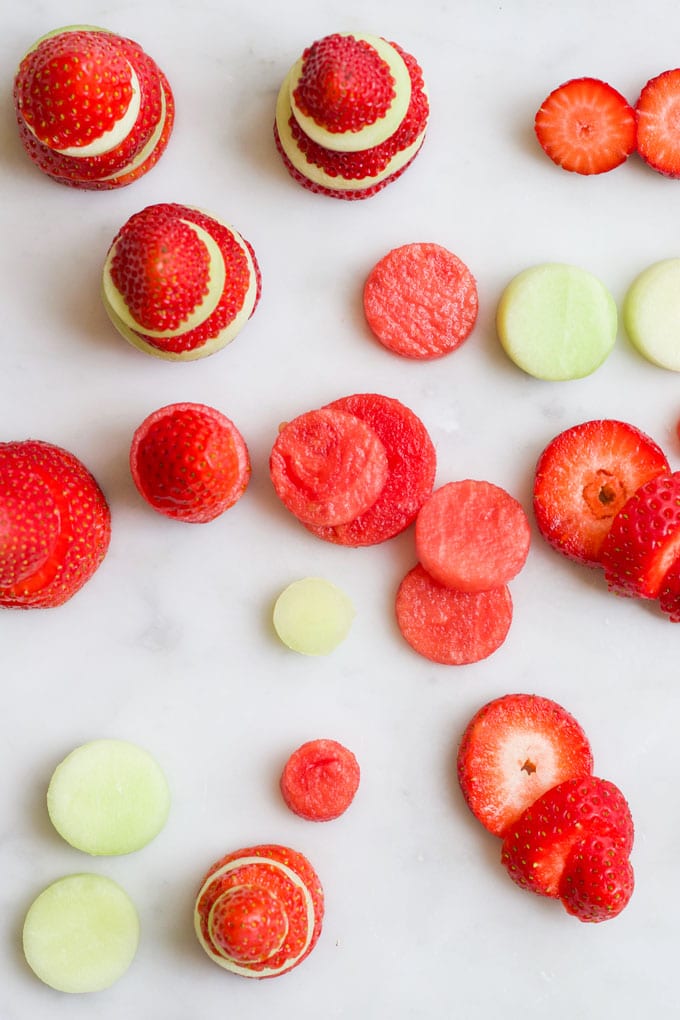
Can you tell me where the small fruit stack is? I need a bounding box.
[274,31,429,199]
[533,418,680,621]
[101,203,261,360]
[13,26,174,189]
[458,693,635,923]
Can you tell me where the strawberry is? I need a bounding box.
[658,557,680,621]
[533,420,669,567]
[129,402,251,524]
[194,844,324,978]
[635,69,680,177]
[13,27,174,190]
[559,832,635,923]
[102,203,261,360]
[0,440,111,609]
[601,471,680,598]
[534,77,636,174]
[501,776,634,898]
[292,34,396,135]
[457,694,593,838]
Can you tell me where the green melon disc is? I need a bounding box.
[47,739,171,855]
[23,873,139,993]
[623,258,680,371]
[496,263,617,380]
[273,577,355,655]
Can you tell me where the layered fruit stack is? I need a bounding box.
[533,418,680,621]
[458,694,635,923]
[101,203,261,360]
[274,31,429,199]
[13,26,174,189]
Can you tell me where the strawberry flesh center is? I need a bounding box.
[582,469,627,519]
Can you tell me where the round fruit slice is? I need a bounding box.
[194,844,324,978]
[635,68,680,177]
[307,393,436,546]
[415,480,530,592]
[273,577,355,655]
[532,419,669,567]
[280,738,360,820]
[395,564,513,665]
[623,258,680,370]
[270,408,388,527]
[23,873,139,993]
[102,203,260,360]
[457,693,593,838]
[496,263,617,380]
[558,832,635,923]
[363,243,478,359]
[47,738,170,855]
[130,403,251,523]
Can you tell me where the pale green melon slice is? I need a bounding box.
[623,258,680,371]
[273,577,355,655]
[496,263,617,380]
[23,873,139,993]
[47,739,170,855]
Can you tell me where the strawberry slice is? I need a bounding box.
[534,77,636,174]
[0,440,111,609]
[457,694,593,838]
[601,471,680,598]
[533,419,669,567]
[559,832,635,923]
[658,557,680,621]
[635,69,680,177]
[501,776,634,897]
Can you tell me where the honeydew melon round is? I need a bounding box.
[273,578,355,655]
[623,258,680,371]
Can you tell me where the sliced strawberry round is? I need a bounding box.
[501,776,634,898]
[270,408,388,527]
[601,471,680,598]
[194,844,324,978]
[110,208,211,332]
[457,694,593,838]
[293,34,396,136]
[395,565,513,666]
[306,393,436,546]
[558,832,635,923]
[533,419,669,567]
[635,69,680,178]
[0,440,110,609]
[534,77,636,174]
[130,403,251,524]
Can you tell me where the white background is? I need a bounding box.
[2,1,679,1017]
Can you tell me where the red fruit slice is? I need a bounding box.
[307,393,436,546]
[395,564,512,665]
[270,408,388,527]
[363,243,478,360]
[558,832,635,923]
[457,694,593,838]
[533,419,669,567]
[635,69,680,178]
[130,403,251,523]
[280,739,360,821]
[501,776,634,898]
[194,844,324,978]
[534,77,636,174]
[601,471,680,598]
[0,440,111,609]
[293,34,395,134]
[415,480,530,592]
[658,557,680,621]
[111,210,211,332]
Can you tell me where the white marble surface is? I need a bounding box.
[2,1,680,1016]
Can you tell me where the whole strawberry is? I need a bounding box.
[0,440,111,608]
[129,403,251,523]
[13,26,174,189]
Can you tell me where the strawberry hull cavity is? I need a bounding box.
[102,203,260,360]
[274,32,429,199]
[194,844,324,978]
[0,440,111,609]
[13,27,174,190]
